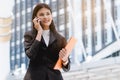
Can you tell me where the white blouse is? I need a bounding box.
[42,30,50,46]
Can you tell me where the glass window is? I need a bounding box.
[21,28,26,38]
[117,6,120,20]
[16,31,20,40]
[114,6,117,20]
[16,3,20,13]
[51,1,57,12]
[21,15,26,24]
[58,0,64,9]
[53,17,57,24]
[16,45,20,54]
[16,17,20,26]
[11,33,15,42]
[21,1,26,11]
[104,29,107,43]
[59,14,65,25]
[11,46,15,55]
[84,34,88,48]
[104,10,107,23]
[13,7,16,14]
[32,0,39,5]
[65,12,69,23]
[84,16,87,29]
[27,13,32,22]
[45,0,50,4]
[27,0,32,8]
[94,13,97,26]
[10,59,15,70]
[21,44,25,52]
[21,54,26,64]
[16,54,21,68]
[94,32,97,45]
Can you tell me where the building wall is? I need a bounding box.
[10,0,40,71]
[70,0,120,63]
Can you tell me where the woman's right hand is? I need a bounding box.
[32,17,43,33]
[33,17,43,41]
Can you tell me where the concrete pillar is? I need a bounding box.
[68,0,83,64]
[0,17,12,80]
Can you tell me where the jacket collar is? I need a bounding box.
[49,31,56,46]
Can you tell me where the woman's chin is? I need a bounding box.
[44,24,51,27]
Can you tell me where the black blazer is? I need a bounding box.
[24,30,70,80]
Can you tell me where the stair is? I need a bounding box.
[62,57,120,80]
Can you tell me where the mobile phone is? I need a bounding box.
[37,17,43,29]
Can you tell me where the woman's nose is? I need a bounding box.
[43,15,48,18]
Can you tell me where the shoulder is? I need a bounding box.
[55,32,67,46]
[24,30,33,37]
[24,30,34,42]
[55,32,66,40]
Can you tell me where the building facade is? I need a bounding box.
[71,0,120,63]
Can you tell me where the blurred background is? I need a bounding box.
[0,0,120,80]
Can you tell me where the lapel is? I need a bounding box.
[41,36,46,47]
[48,31,56,46]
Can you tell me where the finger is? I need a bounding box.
[60,49,66,56]
[33,17,39,22]
[62,48,65,53]
[33,17,38,21]
[59,51,64,58]
[33,19,37,23]
[38,19,41,23]
[62,49,67,55]
[59,52,64,60]
[59,51,66,61]
[61,49,67,57]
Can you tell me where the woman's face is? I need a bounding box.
[36,8,52,29]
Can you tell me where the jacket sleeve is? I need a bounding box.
[62,58,70,72]
[24,31,42,60]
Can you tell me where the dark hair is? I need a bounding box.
[32,3,57,36]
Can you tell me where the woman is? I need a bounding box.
[24,3,70,80]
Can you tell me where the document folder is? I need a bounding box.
[54,37,77,70]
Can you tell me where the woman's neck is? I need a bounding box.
[43,25,49,30]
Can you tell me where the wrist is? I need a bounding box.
[37,30,42,34]
[62,59,68,66]
[36,31,42,41]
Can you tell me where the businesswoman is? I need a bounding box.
[24,3,70,80]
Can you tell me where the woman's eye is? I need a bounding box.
[47,13,50,15]
[39,12,51,17]
[39,14,44,16]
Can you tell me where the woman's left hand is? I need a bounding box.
[59,48,69,65]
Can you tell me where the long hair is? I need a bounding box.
[31,3,57,36]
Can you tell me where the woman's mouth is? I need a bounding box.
[43,20,49,23]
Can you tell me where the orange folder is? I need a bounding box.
[54,37,77,70]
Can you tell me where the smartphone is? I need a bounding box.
[36,17,43,29]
